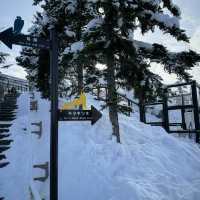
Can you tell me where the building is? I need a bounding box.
[0,72,29,93]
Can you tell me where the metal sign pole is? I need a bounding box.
[50,28,59,200]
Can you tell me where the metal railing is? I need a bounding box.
[91,85,139,116]
[141,81,200,143]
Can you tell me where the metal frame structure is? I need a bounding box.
[142,81,200,143]
[142,102,164,126]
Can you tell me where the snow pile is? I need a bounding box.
[84,17,104,33]
[64,27,76,38]
[64,41,85,54]
[1,92,200,200]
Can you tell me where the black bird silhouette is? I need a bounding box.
[14,16,24,34]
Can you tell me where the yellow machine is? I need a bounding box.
[61,92,87,110]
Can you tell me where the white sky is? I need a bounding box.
[0,0,200,84]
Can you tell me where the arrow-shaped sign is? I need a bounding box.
[0,28,13,49]
[59,105,102,125]
[0,27,50,49]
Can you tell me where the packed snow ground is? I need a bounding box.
[0,92,200,200]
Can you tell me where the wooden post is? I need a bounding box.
[30,100,38,111]
[31,121,42,138]
[33,162,49,182]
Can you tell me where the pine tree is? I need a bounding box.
[16,0,200,143]
[69,0,200,142]
[17,0,93,98]
[16,15,51,98]
[61,0,94,95]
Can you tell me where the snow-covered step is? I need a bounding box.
[0,113,16,116]
[29,181,43,200]
[0,134,10,140]
[0,146,10,154]
[0,94,18,178]
[0,117,16,121]
[0,139,13,146]
[0,154,6,160]
[0,129,9,133]
[0,121,14,124]
[0,105,17,108]
[0,162,9,168]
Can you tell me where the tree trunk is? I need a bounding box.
[77,0,84,95]
[106,54,120,143]
[104,6,120,143]
[77,64,83,95]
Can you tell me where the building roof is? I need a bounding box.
[0,72,28,84]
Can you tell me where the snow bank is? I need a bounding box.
[1,92,200,200]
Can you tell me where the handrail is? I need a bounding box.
[117,93,139,106]
[92,85,139,107]
[144,102,164,106]
[167,81,194,88]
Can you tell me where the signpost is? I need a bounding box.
[0,24,59,200]
[0,18,102,200]
[0,27,50,49]
[59,106,102,125]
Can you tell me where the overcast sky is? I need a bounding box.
[0,0,200,83]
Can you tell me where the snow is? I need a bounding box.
[1,92,200,200]
[84,17,104,33]
[64,27,76,38]
[30,180,42,200]
[142,0,162,6]
[64,41,85,54]
[141,0,181,16]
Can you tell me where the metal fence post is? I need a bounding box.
[181,95,187,130]
[139,102,145,123]
[163,88,169,132]
[191,81,200,143]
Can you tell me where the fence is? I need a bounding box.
[91,82,200,143]
[142,81,200,143]
[91,85,139,116]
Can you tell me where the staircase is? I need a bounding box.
[0,93,18,167]
[0,93,18,199]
